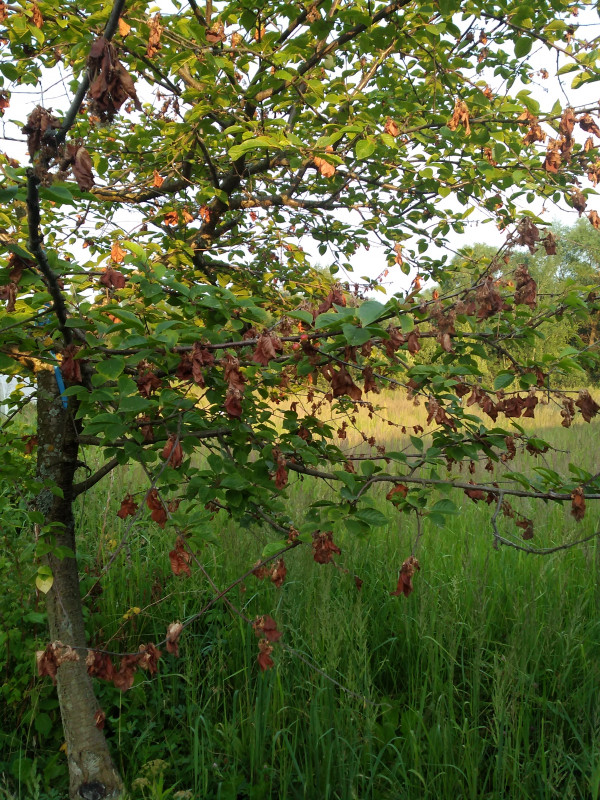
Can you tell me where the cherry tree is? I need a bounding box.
[1,0,600,795]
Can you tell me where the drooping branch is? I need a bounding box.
[286,462,600,503]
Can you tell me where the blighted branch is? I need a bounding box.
[26,170,71,344]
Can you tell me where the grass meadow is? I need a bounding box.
[2,392,600,799]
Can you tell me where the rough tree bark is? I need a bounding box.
[36,367,123,799]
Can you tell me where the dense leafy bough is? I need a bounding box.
[1,0,600,795]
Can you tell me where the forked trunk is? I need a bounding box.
[36,368,123,799]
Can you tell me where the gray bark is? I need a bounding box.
[36,368,123,799]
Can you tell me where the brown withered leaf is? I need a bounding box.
[274,460,288,490]
[253,614,282,642]
[559,107,576,138]
[0,2,7,23]
[55,644,79,666]
[206,21,225,43]
[384,117,400,137]
[86,650,115,681]
[113,654,139,692]
[117,494,138,519]
[222,353,245,391]
[24,434,38,454]
[571,190,587,215]
[137,643,161,674]
[516,218,539,253]
[146,488,167,528]
[589,210,600,230]
[406,330,420,354]
[330,365,362,401]
[252,333,283,366]
[575,389,600,422]
[571,487,586,521]
[100,268,127,289]
[523,117,546,145]
[390,556,420,598]
[36,643,59,684]
[161,434,183,468]
[362,365,379,394]
[465,483,486,502]
[542,231,557,255]
[312,530,341,564]
[252,561,270,580]
[516,517,534,540]
[118,17,131,36]
[448,99,471,135]
[314,156,336,178]
[476,278,504,320]
[138,415,155,443]
[94,709,106,730]
[543,140,562,174]
[169,537,191,577]
[317,284,346,315]
[163,211,179,226]
[579,113,600,138]
[386,484,408,501]
[513,264,537,308]
[37,642,80,684]
[270,558,287,588]
[166,621,183,657]
[23,106,60,157]
[111,241,125,263]
[31,2,43,28]
[0,282,16,312]
[257,639,274,671]
[153,170,164,187]
[147,13,163,57]
[60,344,82,383]
[224,387,243,417]
[64,144,95,190]
[136,366,161,397]
[88,37,141,120]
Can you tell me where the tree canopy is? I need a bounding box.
[2,0,600,796]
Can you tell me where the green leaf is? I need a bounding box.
[228,135,283,161]
[493,372,515,390]
[289,310,315,325]
[355,138,377,160]
[40,184,75,205]
[0,186,19,202]
[354,508,388,526]
[95,357,125,381]
[35,566,54,594]
[399,314,415,333]
[514,37,533,58]
[357,300,385,326]
[431,499,460,515]
[261,540,288,558]
[118,395,149,413]
[342,323,371,346]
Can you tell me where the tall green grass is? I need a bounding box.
[2,397,600,799]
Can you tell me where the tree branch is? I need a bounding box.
[26,171,72,345]
[72,457,120,497]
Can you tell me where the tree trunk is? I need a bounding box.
[36,367,123,800]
